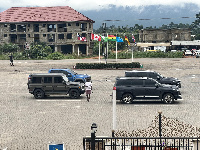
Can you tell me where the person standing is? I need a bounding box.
[85,79,92,102]
[9,53,14,66]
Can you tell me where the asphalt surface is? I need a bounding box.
[0,58,200,150]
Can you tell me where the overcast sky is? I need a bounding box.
[0,0,200,11]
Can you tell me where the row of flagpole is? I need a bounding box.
[91,33,136,63]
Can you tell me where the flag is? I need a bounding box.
[101,35,108,42]
[125,36,130,45]
[116,37,124,42]
[91,33,101,41]
[77,34,87,41]
[108,35,116,41]
[132,34,135,42]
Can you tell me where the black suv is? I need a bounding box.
[125,70,181,88]
[27,73,85,99]
[114,77,182,104]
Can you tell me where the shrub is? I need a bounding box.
[76,62,140,69]
[47,52,64,60]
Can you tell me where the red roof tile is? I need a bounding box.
[0,6,94,23]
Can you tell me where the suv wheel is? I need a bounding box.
[122,93,133,104]
[34,89,44,99]
[69,89,80,99]
[163,93,174,104]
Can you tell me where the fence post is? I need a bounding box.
[91,123,97,150]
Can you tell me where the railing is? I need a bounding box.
[83,137,200,150]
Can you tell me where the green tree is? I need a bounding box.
[27,44,52,59]
[192,12,200,40]
[0,43,20,54]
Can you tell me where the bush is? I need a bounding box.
[108,51,184,58]
[76,62,140,69]
[47,52,64,60]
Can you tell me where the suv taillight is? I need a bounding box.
[113,86,116,90]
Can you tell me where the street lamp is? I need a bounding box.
[91,123,97,150]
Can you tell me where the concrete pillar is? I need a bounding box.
[55,45,58,52]
[78,46,79,56]
[87,45,89,55]
[72,45,75,54]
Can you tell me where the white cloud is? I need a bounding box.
[0,0,200,11]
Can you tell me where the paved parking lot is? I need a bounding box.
[0,58,200,150]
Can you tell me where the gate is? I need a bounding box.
[83,137,200,150]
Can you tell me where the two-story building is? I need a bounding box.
[0,6,95,55]
[137,28,191,52]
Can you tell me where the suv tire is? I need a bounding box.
[122,93,133,104]
[163,93,174,104]
[69,89,80,99]
[34,89,45,99]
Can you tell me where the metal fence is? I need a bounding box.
[83,137,200,150]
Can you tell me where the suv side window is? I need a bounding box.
[116,79,131,86]
[131,79,143,86]
[44,77,52,83]
[138,72,147,77]
[149,72,157,79]
[32,77,42,83]
[54,77,63,83]
[50,70,59,73]
[145,79,157,87]
[125,72,137,77]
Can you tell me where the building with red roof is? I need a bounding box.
[0,6,95,55]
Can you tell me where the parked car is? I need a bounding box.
[125,70,181,88]
[184,50,192,56]
[113,77,182,104]
[27,73,85,99]
[48,69,91,83]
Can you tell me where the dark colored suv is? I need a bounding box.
[125,70,181,88]
[27,73,85,99]
[114,77,182,104]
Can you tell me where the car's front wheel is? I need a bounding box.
[69,89,80,99]
[122,93,133,104]
[34,89,45,99]
[163,93,174,104]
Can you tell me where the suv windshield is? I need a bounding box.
[68,69,77,75]
[157,72,164,79]
[62,75,69,82]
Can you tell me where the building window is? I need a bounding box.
[68,23,71,26]
[58,34,64,39]
[67,33,72,39]
[76,23,79,26]
[4,24,7,27]
[43,24,46,27]
[33,24,39,32]
[58,24,67,32]
[28,34,30,37]
[48,24,56,32]
[4,34,7,37]
[10,24,16,32]
[43,34,46,37]
[28,24,30,27]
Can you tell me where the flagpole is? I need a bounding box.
[107,33,108,60]
[116,39,117,62]
[132,45,134,62]
[99,41,101,63]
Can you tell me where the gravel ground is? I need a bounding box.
[0,58,200,150]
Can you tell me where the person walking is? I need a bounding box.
[85,79,92,102]
[9,53,14,66]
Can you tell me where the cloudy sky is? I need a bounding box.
[0,0,200,11]
[0,0,200,29]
